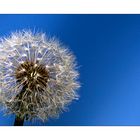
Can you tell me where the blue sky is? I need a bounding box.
[0,15,140,126]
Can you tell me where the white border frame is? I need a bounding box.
[0,1,140,140]
[1,127,140,140]
[0,0,140,13]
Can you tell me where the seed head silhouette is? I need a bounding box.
[0,31,80,125]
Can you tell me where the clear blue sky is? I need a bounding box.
[0,15,140,126]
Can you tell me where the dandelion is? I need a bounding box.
[0,30,80,126]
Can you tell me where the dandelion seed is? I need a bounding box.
[0,30,80,125]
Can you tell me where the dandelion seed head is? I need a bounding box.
[0,30,80,121]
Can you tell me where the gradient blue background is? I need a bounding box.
[0,15,140,126]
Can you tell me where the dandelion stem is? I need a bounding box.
[14,85,27,126]
[14,115,24,126]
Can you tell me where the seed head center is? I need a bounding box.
[15,61,49,91]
